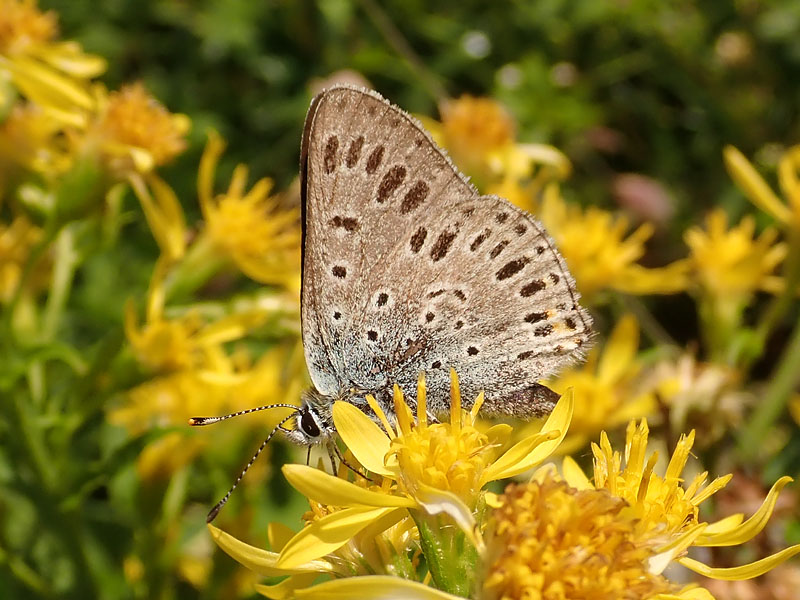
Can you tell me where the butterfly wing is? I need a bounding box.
[301,85,591,417]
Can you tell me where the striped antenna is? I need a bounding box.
[205,411,298,523]
[188,403,300,426]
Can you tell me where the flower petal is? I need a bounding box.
[268,522,296,552]
[484,423,513,447]
[480,389,573,484]
[677,544,800,580]
[415,484,481,549]
[479,429,559,484]
[597,314,639,384]
[696,476,793,546]
[282,464,414,508]
[651,586,716,600]
[724,145,791,224]
[255,573,318,600]
[333,401,393,477]
[276,506,403,568]
[293,575,462,599]
[207,524,332,576]
[561,456,591,490]
[649,524,707,575]
[701,513,744,537]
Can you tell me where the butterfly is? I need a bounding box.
[191,85,592,521]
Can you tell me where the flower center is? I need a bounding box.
[98,83,187,168]
[390,420,493,506]
[482,477,674,600]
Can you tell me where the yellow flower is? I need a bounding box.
[209,482,420,600]
[539,188,690,300]
[0,214,49,302]
[421,95,570,200]
[0,102,72,175]
[124,256,277,373]
[115,343,303,480]
[0,0,58,54]
[481,475,674,600]
[198,131,301,288]
[542,314,655,453]
[0,0,106,126]
[724,144,800,229]
[685,208,787,301]
[644,353,747,446]
[436,95,515,177]
[563,419,800,584]
[127,172,187,262]
[484,144,572,215]
[210,372,573,597]
[83,82,190,177]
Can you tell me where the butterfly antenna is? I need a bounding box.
[206,411,297,523]
[188,403,300,426]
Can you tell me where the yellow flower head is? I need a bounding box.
[645,353,747,444]
[124,257,272,373]
[333,372,571,512]
[482,475,673,600]
[0,0,106,125]
[685,208,787,300]
[0,0,57,55]
[87,82,190,176]
[724,144,800,229]
[0,214,49,302]
[0,102,72,174]
[564,419,800,584]
[116,343,301,484]
[424,95,570,201]
[439,95,515,167]
[209,371,573,595]
[386,374,500,507]
[198,131,301,288]
[540,188,689,301]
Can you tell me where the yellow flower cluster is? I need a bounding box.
[0,0,304,498]
[213,374,799,599]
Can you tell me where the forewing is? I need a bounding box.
[300,85,476,396]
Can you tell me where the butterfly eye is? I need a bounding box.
[300,410,321,437]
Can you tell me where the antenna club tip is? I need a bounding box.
[207,505,222,523]
[188,417,207,426]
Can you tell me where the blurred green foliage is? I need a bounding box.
[51,0,800,217]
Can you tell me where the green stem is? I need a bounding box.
[737,316,800,460]
[42,226,80,341]
[357,0,448,103]
[11,379,57,491]
[0,545,52,597]
[754,230,800,359]
[617,293,677,347]
[163,233,228,303]
[413,512,477,598]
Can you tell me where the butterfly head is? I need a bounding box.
[285,388,336,446]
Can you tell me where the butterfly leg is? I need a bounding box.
[333,443,373,482]
[325,442,338,474]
